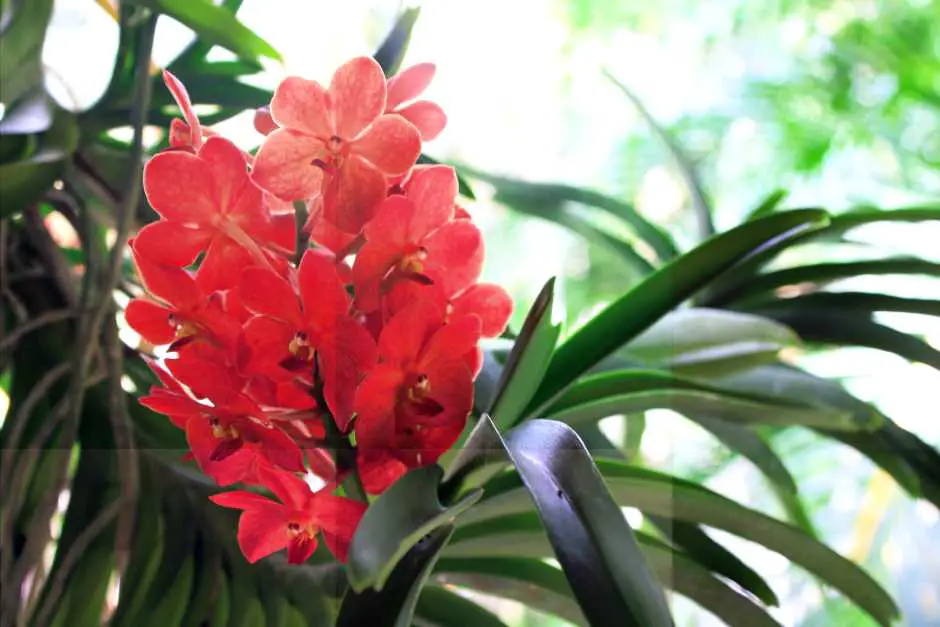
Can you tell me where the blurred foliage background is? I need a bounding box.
[4,0,940,625]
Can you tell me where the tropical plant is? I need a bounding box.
[1,3,937,627]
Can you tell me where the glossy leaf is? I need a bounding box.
[346,465,482,593]
[499,418,674,627]
[527,209,831,414]
[337,525,454,627]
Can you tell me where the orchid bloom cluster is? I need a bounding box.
[128,57,513,565]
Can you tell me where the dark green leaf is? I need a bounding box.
[338,525,454,627]
[435,557,583,625]
[647,517,780,607]
[691,417,817,535]
[373,7,420,76]
[737,291,940,317]
[487,278,561,429]
[345,465,482,593]
[500,417,674,627]
[764,308,940,372]
[527,209,830,414]
[543,369,859,429]
[414,585,509,627]
[710,258,940,306]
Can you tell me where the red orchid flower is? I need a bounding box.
[239,250,376,430]
[210,463,366,563]
[140,375,305,487]
[250,56,422,233]
[386,63,447,141]
[135,136,295,292]
[352,166,485,312]
[354,299,481,493]
[125,244,242,349]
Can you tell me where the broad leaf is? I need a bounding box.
[0,0,54,106]
[498,417,674,627]
[345,465,481,593]
[337,525,454,627]
[738,291,940,316]
[527,209,830,414]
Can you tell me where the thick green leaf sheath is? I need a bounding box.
[345,466,481,592]
[527,209,830,414]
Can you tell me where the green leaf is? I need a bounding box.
[0,107,78,218]
[711,258,940,306]
[764,308,940,372]
[527,209,831,414]
[498,417,674,627]
[620,308,800,374]
[0,0,54,105]
[345,465,482,593]
[414,585,510,627]
[746,188,789,220]
[466,461,899,626]
[691,416,817,535]
[487,278,561,429]
[459,166,679,262]
[373,7,420,76]
[737,292,940,316]
[543,206,657,275]
[338,525,455,627]
[135,0,281,62]
[435,557,583,625]
[444,519,781,626]
[543,369,860,429]
[605,71,715,239]
[826,205,940,233]
[646,517,780,607]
